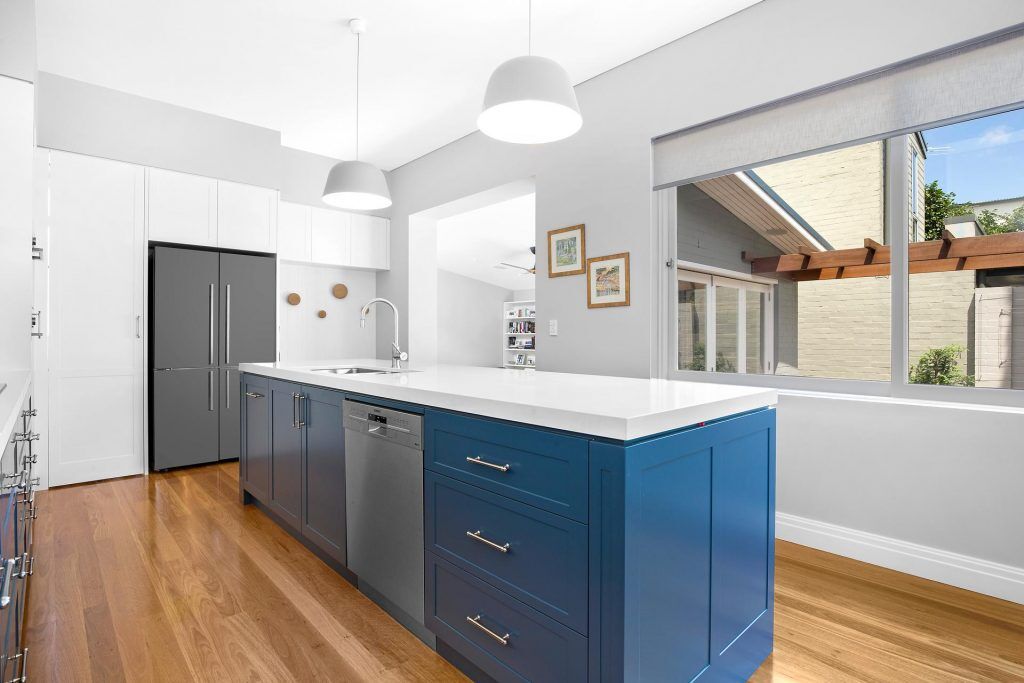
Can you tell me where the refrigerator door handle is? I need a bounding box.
[208,283,215,364]
[225,283,231,364]
[225,369,230,410]
[208,371,215,412]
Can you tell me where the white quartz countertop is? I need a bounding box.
[239,360,777,441]
[0,370,31,451]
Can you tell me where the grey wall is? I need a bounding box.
[0,0,35,82]
[437,270,512,368]
[379,0,1024,377]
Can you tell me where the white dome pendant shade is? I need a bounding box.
[322,19,392,211]
[323,160,391,210]
[478,55,582,144]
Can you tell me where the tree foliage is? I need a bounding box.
[909,344,974,387]
[977,206,1024,235]
[923,180,972,240]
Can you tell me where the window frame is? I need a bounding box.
[658,110,1024,410]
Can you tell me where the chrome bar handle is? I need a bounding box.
[225,370,230,410]
[0,558,15,608]
[225,283,231,364]
[135,314,142,339]
[292,393,300,428]
[466,456,510,473]
[245,391,264,399]
[466,530,510,553]
[208,371,215,411]
[16,554,32,579]
[465,615,510,646]
[296,394,306,428]
[208,283,215,364]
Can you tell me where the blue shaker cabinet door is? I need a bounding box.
[241,374,271,503]
[301,386,347,566]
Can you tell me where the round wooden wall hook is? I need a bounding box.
[332,284,348,299]
[286,292,301,306]
[317,310,327,318]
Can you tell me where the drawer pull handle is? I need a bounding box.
[466,530,510,553]
[0,557,15,608]
[466,456,510,473]
[466,614,510,646]
[245,391,264,399]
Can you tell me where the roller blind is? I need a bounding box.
[653,29,1024,189]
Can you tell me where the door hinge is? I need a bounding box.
[31,236,43,261]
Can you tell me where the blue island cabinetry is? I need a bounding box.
[239,371,775,683]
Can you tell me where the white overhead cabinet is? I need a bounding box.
[278,200,389,270]
[146,171,278,253]
[45,150,146,486]
[147,168,217,246]
[218,180,278,253]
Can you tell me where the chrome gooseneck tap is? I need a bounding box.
[360,298,408,369]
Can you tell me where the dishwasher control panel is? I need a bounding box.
[343,399,423,450]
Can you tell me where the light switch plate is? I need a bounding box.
[548,319,558,336]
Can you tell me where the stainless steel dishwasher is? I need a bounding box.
[343,400,433,645]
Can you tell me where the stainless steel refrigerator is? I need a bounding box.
[151,246,276,470]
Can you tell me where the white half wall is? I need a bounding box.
[777,393,1024,602]
[437,270,512,369]
[278,263,376,363]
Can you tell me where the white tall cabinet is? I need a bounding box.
[147,167,217,247]
[278,200,390,270]
[43,150,146,486]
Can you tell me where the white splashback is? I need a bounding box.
[278,263,377,363]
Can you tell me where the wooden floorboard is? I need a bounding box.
[24,463,1024,682]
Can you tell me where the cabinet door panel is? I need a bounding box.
[47,151,145,486]
[147,168,217,246]
[310,208,350,266]
[301,387,346,565]
[269,380,302,528]
[350,215,388,269]
[241,374,271,501]
[277,201,311,261]
[218,181,277,253]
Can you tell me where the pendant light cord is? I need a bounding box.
[355,32,360,161]
[527,0,532,55]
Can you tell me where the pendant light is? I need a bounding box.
[478,0,582,144]
[323,18,392,210]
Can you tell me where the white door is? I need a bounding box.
[350,215,389,270]
[277,201,312,262]
[218,180,278,253]
[46,150,145,485]
[147,167,217,246]
[310,207,351,266]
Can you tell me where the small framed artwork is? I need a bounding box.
[587,252,630,308]
[548,224,586,277]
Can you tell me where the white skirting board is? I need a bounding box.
[776,512,1024,605]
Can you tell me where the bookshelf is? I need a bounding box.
[502,299,536,369]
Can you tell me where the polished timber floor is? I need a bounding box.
[25,463,1024,682]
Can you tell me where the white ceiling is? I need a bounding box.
[35,0,761,171]
[437,193,536,291]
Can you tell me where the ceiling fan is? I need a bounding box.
[495,246,536,275]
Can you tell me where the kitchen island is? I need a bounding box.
[238,360,777,683]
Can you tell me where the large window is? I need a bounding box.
[665,103,1024,404]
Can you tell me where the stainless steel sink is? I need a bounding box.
[310,366,388,375]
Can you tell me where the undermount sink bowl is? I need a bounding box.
[310,366,388,375]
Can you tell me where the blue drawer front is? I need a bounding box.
[426,472,588,633]
[426,554,588,683]
[424,409,589,522]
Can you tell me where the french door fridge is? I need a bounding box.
[151,246,275,470]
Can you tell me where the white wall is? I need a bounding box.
[437,270,512,368]
[278,263,376,362]
[0,0,35,82]
[378,0,1024,601]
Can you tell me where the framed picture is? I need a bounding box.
[548,224,586,277]
[587,252,630,308]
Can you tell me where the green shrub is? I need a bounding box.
[684,343,737,373]
[909,344,974,387]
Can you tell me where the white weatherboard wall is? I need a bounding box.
[380,0,1024,602]
[437,270,512,368]
[278,263,376,363]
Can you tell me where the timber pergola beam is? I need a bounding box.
[746,230,1024,281]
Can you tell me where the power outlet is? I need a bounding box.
[548,319,558,336]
